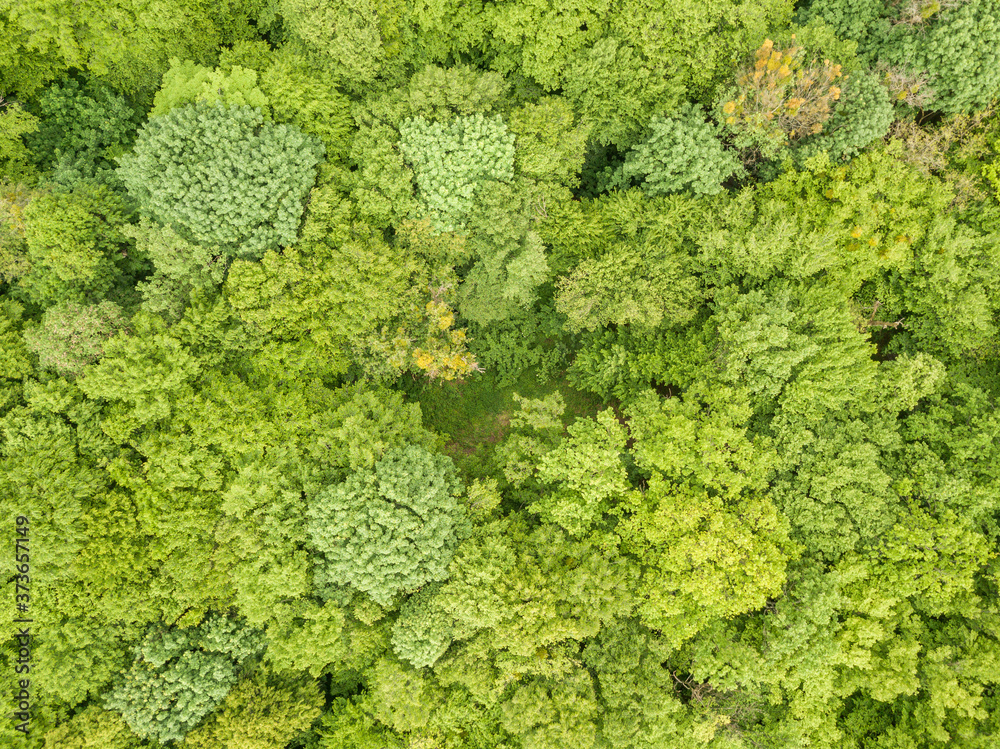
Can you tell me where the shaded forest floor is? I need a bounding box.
[403,367,603,466]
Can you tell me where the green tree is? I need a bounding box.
[0,97,39,182]
[619,476,795,648]
[792,68,893,164]
[0,299,32,396]
[398,113,517,234]
[0,0,263,96]
[502,96,591,189]
[25,77,140,188]
[617,104,743,196]
[457,178,553,326]
[123,218,226,321]
[391,584,456,669]
[224,188,478,381]
[542,189,705,323]
[307,445,468,607]
[116,102,324,260]
[800,0,1000,113]
[104,614,265,744]
[24,300,129,378]
[0,179,39,283]
[259,50,354,163]
[555,237,701,332]
[150,57,269,118]
[183,669,324,749]
[426,519,637,685]
[41,705,144,749]
[17,182,133,306]
[556,0,794,148]
[277,0,390,95]
[498,671,600,749]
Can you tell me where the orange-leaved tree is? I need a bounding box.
[720,37,845,160]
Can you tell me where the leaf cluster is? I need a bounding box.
[398,113,516,233]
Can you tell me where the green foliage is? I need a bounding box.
[366,655,445,732]
[42,705,143,749]
[183,669,323,749]
[6,6,1000,748]
[426,518,637,685]
[225,190,479,381]
[1,0,263,96]
[0,98,39,182]
[150,58,269,118]
[18,182,133,306]
[24,300,129,378]
[498,671,600,749]
[873,0,1000,114]
[122,218,226,320]
[886,208,1000,360]
[404,64,512,123]
[259,51,354,162]
[25,77,140,188]
[531,408,632,535]
[342,64,515,230]
[794,68,894,164]
[566,323,717,401]
[457,179,553,326]
[218,40,275,73]
[621,477,794,647]
[562,36,672,149]
[468,307,567,387]
[278,0,387,94]
[0,179,38,283]
[795,0,889,46]
[317,696,405,749]
[307,445,468,607]
[550,0,795,148]
[582,619,691,749]
[104,614,265,743]
[391,584,456,668]
[555,237,701,333]
[625,386,778,499]
[398,113,516,233]
[0,299,33,384]
[617,104,742,195]
[482,0,609,90]
[801,0,1000,113]
[508,96,591,188]
[117,102,324,260]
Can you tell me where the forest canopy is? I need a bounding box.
[2,0,1000,747]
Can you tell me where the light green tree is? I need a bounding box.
[17,182,133,306]
[183,669,323,749]
[24,300,128,378]
[117,102,324,260]
[150,58,269,118]
[399,113,516,233]
[307,445,468,607]
[0,98,39,182]
[617,104,743,195]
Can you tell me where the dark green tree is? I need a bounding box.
[104,614,265,743]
